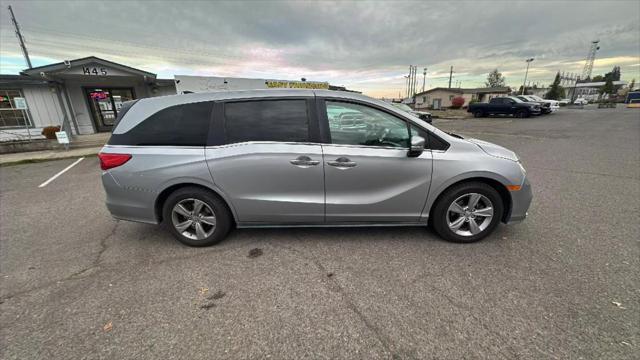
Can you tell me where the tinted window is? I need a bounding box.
[326,101,410,148]
[224,100,309,144]
[108,102,212,146]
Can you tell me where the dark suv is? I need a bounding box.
[468,96,541,118]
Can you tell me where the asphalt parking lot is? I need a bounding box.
[1,106,638,359]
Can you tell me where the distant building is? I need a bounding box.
[413,87,510,109]
[568,80,628,101]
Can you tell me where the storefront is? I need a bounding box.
[0,56,353,141]
[0,56,175,138]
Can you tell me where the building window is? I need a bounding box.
[0,90,32,128]
[449,95,454,101]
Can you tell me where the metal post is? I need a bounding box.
[448,66,453,88]
[522,58,534,95]
[22,109,31,141]
[571,76,580,103]
[422,68,427,92]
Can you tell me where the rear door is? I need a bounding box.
[205,98,325,224]
[319,99,433,223]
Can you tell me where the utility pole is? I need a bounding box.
[521,58,534,95]
[448,66,453,88]
[412,65,417,97]
[410,65,415,98]
[413,65,418,97]
[422,68,427,93]
[8,5,32,69]
[405,74,410,99]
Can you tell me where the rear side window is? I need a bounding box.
[224,100,309,144]
[108,102,212,146]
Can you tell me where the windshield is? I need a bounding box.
[509,96,524,103]
[529,95,543,101]
[391,103,413,112]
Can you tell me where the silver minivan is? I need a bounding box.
[99,89,532,246]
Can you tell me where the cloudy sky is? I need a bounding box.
[1,0,638,97]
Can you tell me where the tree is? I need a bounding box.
[546,72,565,100]
[485,69,506,88]
[604,66,621,82]
[450,96,465,109]
[600,78,615,97]
[591,75,605,82]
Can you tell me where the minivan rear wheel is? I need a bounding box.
[162,187,232,246]
[431,182,504,243]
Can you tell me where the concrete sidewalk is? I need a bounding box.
[0,146,102,166]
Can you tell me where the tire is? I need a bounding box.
[515,110,529,118]
[473,110,484,118]
[431,182,504,243]
[162,186,232,247]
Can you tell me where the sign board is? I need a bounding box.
[175,75,329,94]
[55,131,70,144]
[13,97,27,109]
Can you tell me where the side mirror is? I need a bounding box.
[407,135,425,157]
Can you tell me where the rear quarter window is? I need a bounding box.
[108,101,213,146]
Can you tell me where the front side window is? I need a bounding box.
[0,89,32,128]
[108,101,212,146]
[224,100,309,144]
[326,101,410,148]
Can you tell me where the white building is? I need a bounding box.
[0,56,175,139]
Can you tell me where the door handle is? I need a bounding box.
[327,157,357,168]
[290,156,320,167]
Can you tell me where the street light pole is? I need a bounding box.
[422,68,427,92]
[521,58,534,95]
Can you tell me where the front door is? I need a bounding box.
[321,100,433,223]
[85,87,135,132]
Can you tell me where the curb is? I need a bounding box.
[0,152,99,167]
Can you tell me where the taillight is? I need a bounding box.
[98,153,132,170]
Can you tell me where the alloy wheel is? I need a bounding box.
[446,193,494,236]
[171,198,217,240]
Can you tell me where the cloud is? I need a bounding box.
[1,0,639,97]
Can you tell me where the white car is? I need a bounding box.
[559,99,571,105]
[524,95,560,113]
[574,98,588,105]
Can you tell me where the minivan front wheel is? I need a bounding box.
[163,187,232,246]
[431,182,504,243]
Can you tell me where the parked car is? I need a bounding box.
[521,95,559,113]
[391,102,432,123]
[467,96,541,118]
[99,89,532,246]
[515,95,551,114]
[574,98,589,105]
[558,99,571,106]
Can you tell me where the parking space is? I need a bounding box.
[1,107,638,359]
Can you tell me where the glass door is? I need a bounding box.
[85,88,135,132]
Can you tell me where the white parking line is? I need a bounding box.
[38,157,85,188]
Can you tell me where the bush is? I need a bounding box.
[41,126,61,139]
[450,96,465,109]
